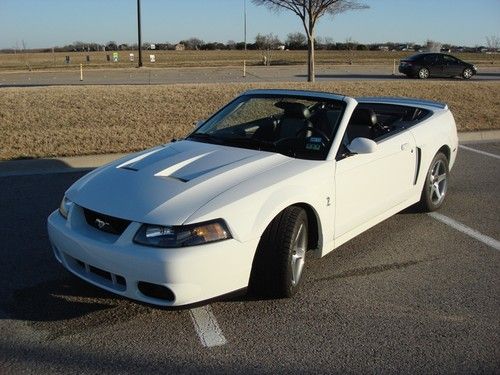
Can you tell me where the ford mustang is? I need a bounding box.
[47,89,458,306]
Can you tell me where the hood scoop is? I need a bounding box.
[115,140,261,184]
[154,152,214,182]
[117,146,180,171]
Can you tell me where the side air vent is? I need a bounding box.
[413,147,422,185]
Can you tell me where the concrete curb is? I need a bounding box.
[1,131,499,177]
[458,130,500,143]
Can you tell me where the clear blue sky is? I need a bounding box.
[0,0,499,49]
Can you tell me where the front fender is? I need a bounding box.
[184,159,335,248]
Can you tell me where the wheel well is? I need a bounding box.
[437,145,451,162]
[294,203,320,251]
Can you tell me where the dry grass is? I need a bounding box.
[1,50,498,71]
[0,81,498,160]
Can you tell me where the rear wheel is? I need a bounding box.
[249,206,308,298]
[462,68,473,79]
[418,152,449,211]
[418,67,430,79]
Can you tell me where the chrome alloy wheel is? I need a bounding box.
[463,68,473,79]
[291,223,307,286]
[429,159,448,205]
[418,68,429,79]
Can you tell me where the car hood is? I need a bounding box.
[66,140,291,225]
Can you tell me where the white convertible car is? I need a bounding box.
[47,89,458,306]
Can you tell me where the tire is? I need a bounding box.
[418,152,449,212]
[249,206,308,298]
[462,68,473,79]
[418,67,430,79]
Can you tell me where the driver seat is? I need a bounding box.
[275,102,313,140]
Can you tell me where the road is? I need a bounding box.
[0,142,499,374]
[0,65,499,87]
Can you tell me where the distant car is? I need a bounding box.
[399,53,477,79]
[47,89,458,307]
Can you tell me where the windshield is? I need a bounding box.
[187,95,345,160]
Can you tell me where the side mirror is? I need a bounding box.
[348,137,377,155]
[193,119,205,129]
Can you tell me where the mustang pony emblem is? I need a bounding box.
[95,218,109,229]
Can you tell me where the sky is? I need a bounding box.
[0,0,499,49]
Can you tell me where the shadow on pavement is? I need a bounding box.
[0,168,128,329]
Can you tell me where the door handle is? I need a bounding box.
[401,143,410,151]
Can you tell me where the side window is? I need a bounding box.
[442,55,458,64]
[424,55,437,64]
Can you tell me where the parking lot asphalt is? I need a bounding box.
[0,65,499,87]
[0,142,498,374]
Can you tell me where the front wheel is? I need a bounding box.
[418,152,449,211]
[418,67,430,79]
[249,206,308,298]
[462,68,473,79]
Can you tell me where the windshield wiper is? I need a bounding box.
[223,137,276,151]
[188,133,225,144]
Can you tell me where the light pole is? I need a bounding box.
[137,0,143,67]
[243,0,248,77]
[244,0,247,51]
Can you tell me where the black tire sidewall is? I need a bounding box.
[248,206,308,298]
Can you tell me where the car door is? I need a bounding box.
[428,54,445,76]
[442,55,463,76]
[334,130,417,238]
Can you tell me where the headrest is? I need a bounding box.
[275,101,311,119]
[349,108,377,127]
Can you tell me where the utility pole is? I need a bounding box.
[244,0,247,51]
[137,0,143,67]
[243,0,247,77]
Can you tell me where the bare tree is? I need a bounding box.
[255,33,282,65]
[286,32,307,49]
[486,35,500,51]
[252,0,368,82]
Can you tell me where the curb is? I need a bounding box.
[458,129,500,143]
[1,131,499,177]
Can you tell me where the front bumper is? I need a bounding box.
[399,65,417,76]
[47,207,258,306]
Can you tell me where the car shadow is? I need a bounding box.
[0,160,133,328]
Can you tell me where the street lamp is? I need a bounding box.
[137,0,143,67]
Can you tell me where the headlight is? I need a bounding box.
[59,196,72,219]
[133,219,232,248]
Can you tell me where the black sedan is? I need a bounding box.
[399,53,477,79]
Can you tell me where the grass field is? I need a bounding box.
[1,81,498,160]
[1,50,499,71]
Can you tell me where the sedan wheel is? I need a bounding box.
[249,206,308,298]
[462,68,473,79]
[418,68,430,79]
[418,152,449,211]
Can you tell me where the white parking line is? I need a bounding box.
[428,212,500,251]
[189,306,227,347]
[459,145,500,160]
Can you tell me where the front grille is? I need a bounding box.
[83,208,131,235]
[71,256,126,291]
